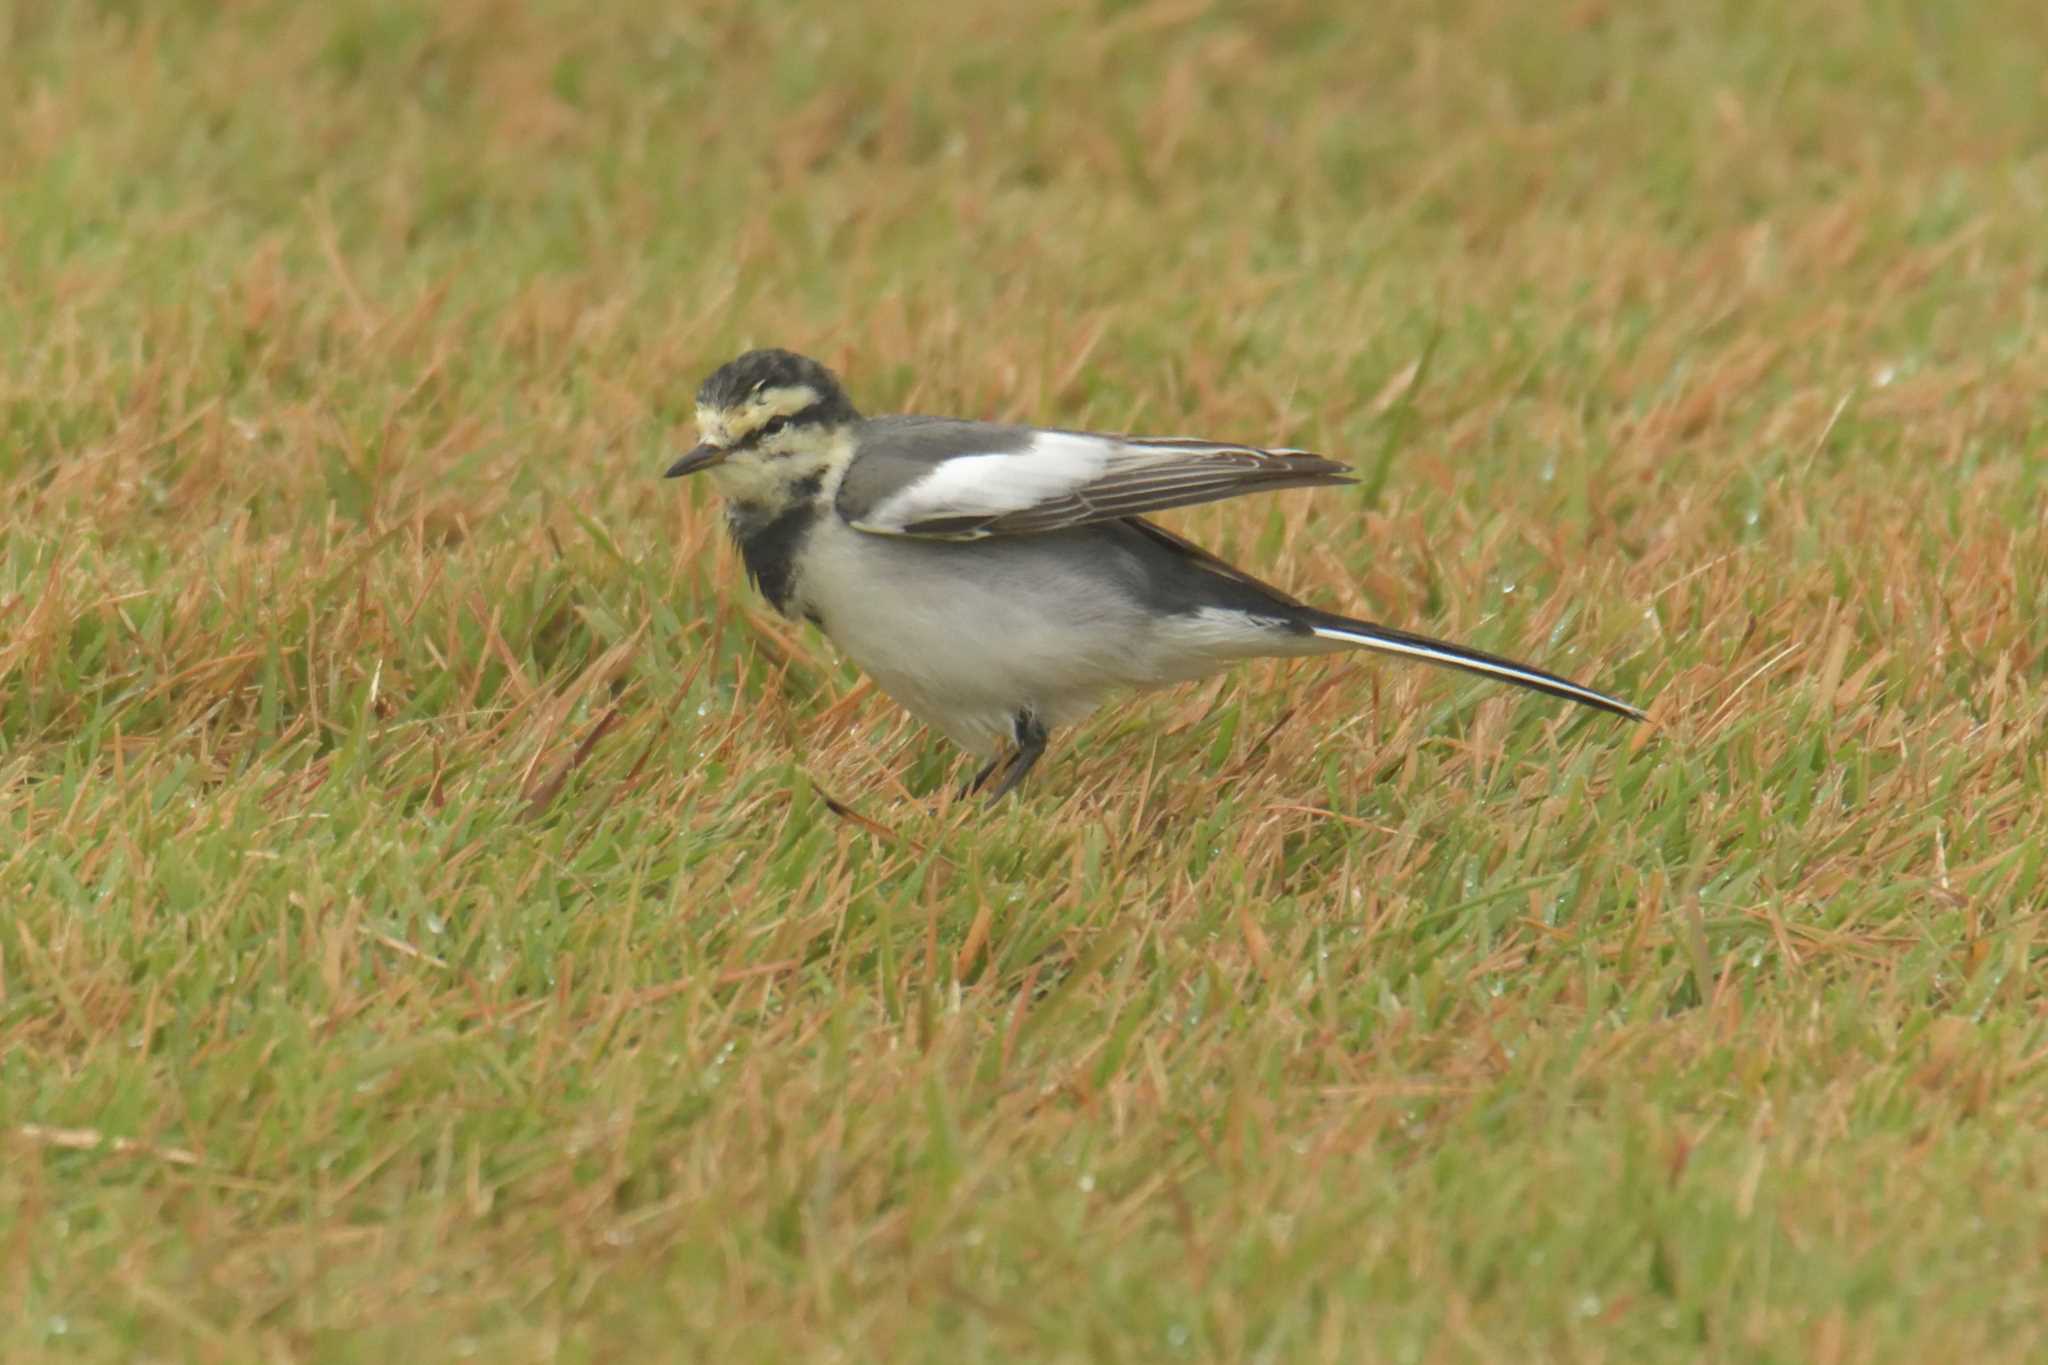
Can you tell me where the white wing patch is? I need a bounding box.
[856,432,1115,536]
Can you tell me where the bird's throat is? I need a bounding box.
[726,474,824,619]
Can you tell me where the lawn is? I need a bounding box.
[4,1,2046,1359]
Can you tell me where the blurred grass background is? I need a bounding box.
[4,0,2047,1359]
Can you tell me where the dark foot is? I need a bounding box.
[982,710,1049,802]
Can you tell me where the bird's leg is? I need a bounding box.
[983,710,1049,802]
[960,752,1005,798]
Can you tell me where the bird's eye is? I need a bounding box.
[759,415,789,440]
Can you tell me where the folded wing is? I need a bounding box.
[838,420,1353,540]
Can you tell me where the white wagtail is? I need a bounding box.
[666,349,1645,799]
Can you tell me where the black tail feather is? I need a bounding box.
[1302,609,1645,721]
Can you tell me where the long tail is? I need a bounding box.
[1302,610,1646,721]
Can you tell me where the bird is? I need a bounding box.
[665,348,1644,800]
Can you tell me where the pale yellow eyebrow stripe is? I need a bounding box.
[752,384,821,421]
[699,384,821,447]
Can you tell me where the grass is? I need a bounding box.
[4,0,2047,1359]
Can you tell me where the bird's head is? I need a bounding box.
[665,349,861,505]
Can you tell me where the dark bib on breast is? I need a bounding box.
[729,476,823,618]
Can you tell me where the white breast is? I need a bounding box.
[792,519,1160,755]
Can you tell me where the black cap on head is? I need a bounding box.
[696,349,859,423]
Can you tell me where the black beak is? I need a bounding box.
[663,442,726,478]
